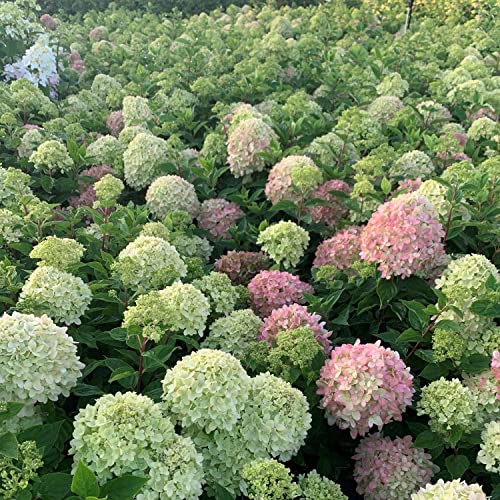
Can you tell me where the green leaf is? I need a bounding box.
[396,328,422,344]
[212,483,236,500]
[446,455,469,478]
[18,421,63,458]
[402,300,429,330]
[100,475,149,499]
[0,432,18,459]
[0,402,24,424]
[380,176,392,195]
[414,430,444,449]
[420,363,449,381]
[448,427,463,447]
[434,319,461,331]
[72,383,105,397]
[460,353,491,374]
[37,473,72,500]
[376,279,398,307]
[470,299,500,318]
[71,461,100,498]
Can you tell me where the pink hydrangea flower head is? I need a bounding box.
[40,14,57,30]
[248,270,313,318]
[214,251,270,285]
[69,50,85,73]
[227,117,277,177]
[88,26,108,42]
[491,351,500,400]
[360,193,446,279]
[106,110,124,137]
[260,303,331,352]
[313,227,362,269]
[306,179,351,227]
[198,198,244,239]
[317,340,414,437]
[353,434,438,500]
[265,155,321,204]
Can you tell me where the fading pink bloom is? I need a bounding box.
[353,434,437,499]
[214,251,270,285]
[22,124,42,130]
[317,340,414,438]
[307,179,351,227]
[313,226,362,269]
[453,132,468,147]
[69,50,86,73]
[198,198,244,239]
[360,193,446,279]
[260,303,331,352]
[468,107,498,122]
[106,110,124,137]
[248,270,313,318]
[491,351,500,400]
[88,26,108,42]
[40,14,57,30]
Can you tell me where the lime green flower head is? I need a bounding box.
[29,140,74,174]
[192,271,240,316]
[93,174,124,208]
[30,236,84,271]
[299,470,347,500]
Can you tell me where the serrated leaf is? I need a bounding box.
[100,475,149,499]
[414,430,444,449]
[420,363,449,381]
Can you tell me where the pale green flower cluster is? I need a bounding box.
[138,435,204,500]
[468,117,498,140]
[94,174,124,208]
[123,133,169,190]
[202,309,263,360]
[335,108,385,152]
[477,420,500,473]
[192,271,240,316]
[70,392,204,499]
[377,72,409,98]
[305,132,359,166]
[389,151,435,180]
[267,327,325,384]
[411,479,487,499]
[113,235,187,292]
[0,208,23,244]
[200,132,226,164]
[0,312,84,404]
[241,459,301,500]
[122,95,153,126]
[290,163,324,194]
[0,440,43,500]
[367,96,404,123]
[240,372,311,461]
[139,221,170,240]
[432,316,500,363]
[163,349,251,433]
[18,266,92,325]
[123,282,209,342]
[258,221,309,269]
[86,135,125,174]
[18,128,44,158]
[146,175,200,221]
[299,470,347,500]
[0,167,32,209]
[417,378,478,440]
[349,176,380,223]
[90,74,123,104]
[29,236,84,270]
[435,254,499,321]
[119,125,151,145]
[169,232,212,261]
[417,179,470,222]
[29,140,74,174]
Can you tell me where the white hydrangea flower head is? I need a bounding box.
[122,95,153,126]
[411,479,487,499]
[69,392,176,482]
[123,133,169,190]
[162,349,251,433]
[239,372,311,461]
[113,235,187,292]
[19,266,92,325]
[389,151,435,181]
[477,420,500,473]
[0,312,84,405]
[86,135,125,175]
[29,140,74,174]
[0,208,23,244]
[435,254,499,320]
[146,175,200,221]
